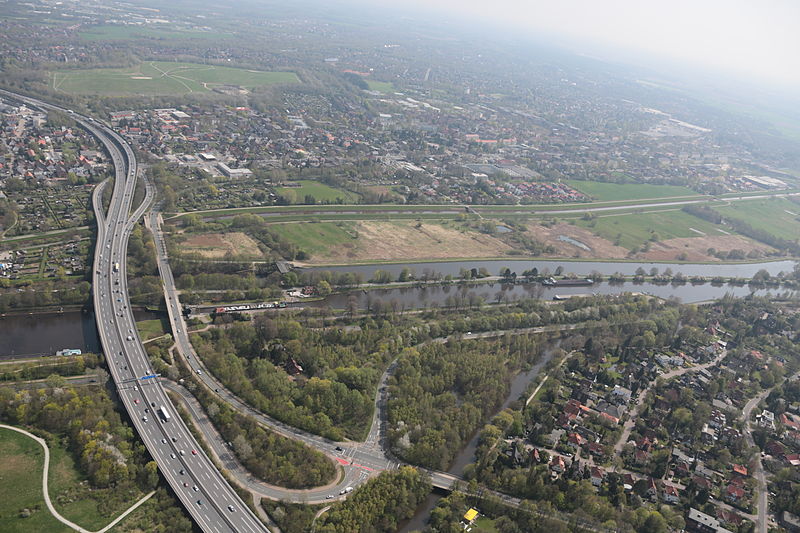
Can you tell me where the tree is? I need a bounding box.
[641,511,668,533]
[317,280,332,296]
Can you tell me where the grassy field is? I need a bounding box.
[78,24,231,42]
[576,209,732,249]
[0,428,69,532]
[566,180,699,202]
[715,197,800,241]
[52,61,299,96]
[136,318,170,341]
[275,180,360,203]
[0,428,142,532]
[269,221,358,256]
[366,80,395,93]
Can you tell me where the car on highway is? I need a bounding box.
[142,416,148,422]
[179,469,185,475]
[326,494,334,499]
[192,485,199,492]
[191,449,198,455]
[134,398,140,404]
[161,438,167,444]
[179,450,185,456]
[197,500,202,506]
[228,505,235,512]
[170,453,176,459]
[171,436,178,442]
[183,482,189,487]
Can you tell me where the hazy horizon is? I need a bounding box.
[346,0,800,91]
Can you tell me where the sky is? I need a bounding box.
[359,0,800,89]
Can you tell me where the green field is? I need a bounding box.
[576,209,732,249]
[716,197,800,241]
[52,61,299,96]
[567,180,699,202]
[0,428,142,532]
[270,221,357,255]
[78,24,231,42]
[136,317,170,341]
[366,80,395,93]
[275,180,360,204]
[0,428,69,532]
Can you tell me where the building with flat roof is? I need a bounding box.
[217,162,253,178]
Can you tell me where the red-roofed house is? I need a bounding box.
[662,484,680,504]
[725,484,745,503]
[732,464,748,477]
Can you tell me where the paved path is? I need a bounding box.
[0,424,155,533]
[614,349,728,454]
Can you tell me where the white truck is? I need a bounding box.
[159,405,171,422]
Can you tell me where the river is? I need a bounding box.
[308,258,797,280]
[0,309,161,359]
[310,279,783,313]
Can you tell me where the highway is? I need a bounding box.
[0,89,269,533]
[147,209,396,501]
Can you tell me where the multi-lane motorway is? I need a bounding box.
[0,90,269,533]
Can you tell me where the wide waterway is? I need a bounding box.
[1,309,160,359]
[310,279,785,312]
[308,258,797,280]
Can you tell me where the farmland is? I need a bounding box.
[715,197,800,241]
[575,209,733,250]
[269,221,358,257]
[275,180,360,204]
[51,61,299,96]
[78,24,231,42]
[274,220,512,263]
[566,180,699,202]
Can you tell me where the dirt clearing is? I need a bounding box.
[524,222,630,258]
[305,221,512,263]
[181,232,263,258]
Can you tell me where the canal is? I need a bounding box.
[1,309,161,359]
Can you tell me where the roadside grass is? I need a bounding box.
[52,61,299,96]
[136,317,170,341]
[0,428,68,533]
[275,180,360,203]
[575,209,731,249]
[366,80,395,93]
[566,180,699,202]
[715,197,800,241]
[269,221,357,256]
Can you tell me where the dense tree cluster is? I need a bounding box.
[192,318,400,440]
[0,385,192,531]
[316,467,431,533]
[387,336,540,470]
[188,377,337,488]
